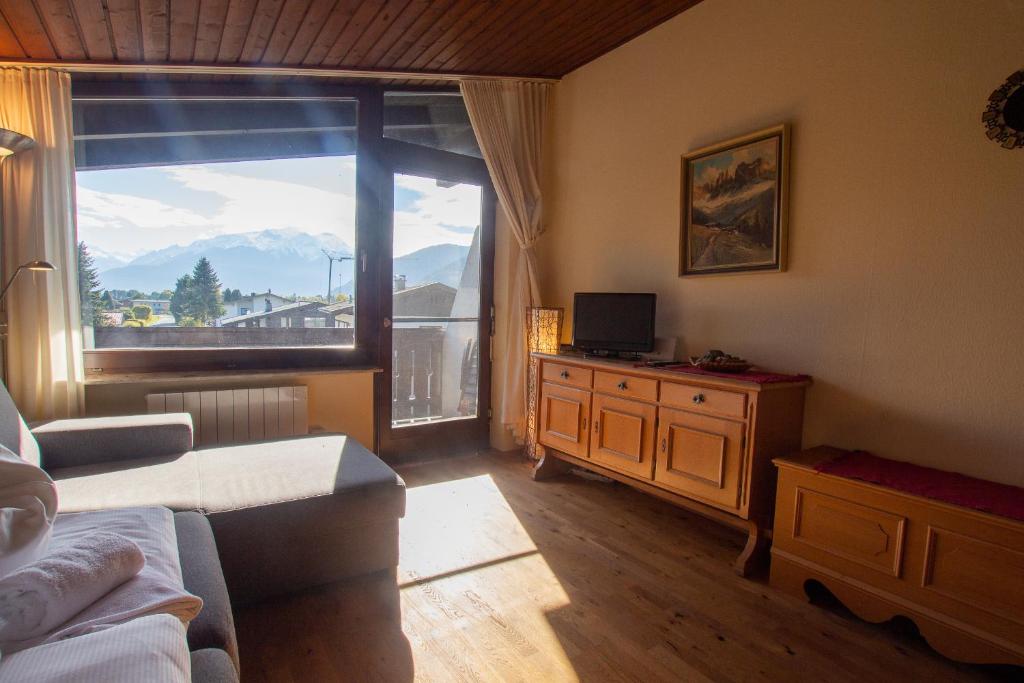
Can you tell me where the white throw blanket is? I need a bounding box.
[0,614,191,683]
[0,531,144,644]
[0,448,57,578]
[0,507,202,653]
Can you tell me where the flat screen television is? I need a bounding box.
[572,292,656,355]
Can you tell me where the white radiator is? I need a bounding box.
[145,386,309,446]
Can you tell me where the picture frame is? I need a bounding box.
[679,124,790,276]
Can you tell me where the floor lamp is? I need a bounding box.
[0,127,39,385]
[524,306,563,459]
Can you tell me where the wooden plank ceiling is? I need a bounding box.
[0,0,702,79]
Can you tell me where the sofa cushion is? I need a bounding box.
[174,512,238,673]
[196,435,405,517]
[190,649,239,683]
[197,435,405,603]
[32,413,194,470]
[51,452,202,513]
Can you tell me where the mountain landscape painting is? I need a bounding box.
[681,126,788,275]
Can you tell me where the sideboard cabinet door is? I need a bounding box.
[538,382,592,458]
[589,393,657,479]
[654,407,746,512]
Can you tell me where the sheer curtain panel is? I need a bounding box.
[461,80,550,444]
[0,68,83,420]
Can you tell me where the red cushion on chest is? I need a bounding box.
[815,452,1024,522]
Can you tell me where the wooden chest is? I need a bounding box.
[771,447,1024,666]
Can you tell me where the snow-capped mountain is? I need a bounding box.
[96,229,469,297]
[98,229,354,295]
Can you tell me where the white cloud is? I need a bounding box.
[75,160,478,262]
[166,165,357,243]
[76,185,217,257]
[76,185,211,230]
[393,174,481,257]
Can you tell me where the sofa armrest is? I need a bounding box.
[31,413,194,470]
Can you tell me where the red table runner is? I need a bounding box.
[816,451,1024,523]
[638,363,810,385]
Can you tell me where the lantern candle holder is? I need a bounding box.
[524,307,563,459]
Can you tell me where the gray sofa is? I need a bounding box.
[0,381,406,682]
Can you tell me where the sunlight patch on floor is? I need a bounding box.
[400,474,540,583]
[397,474,577,681]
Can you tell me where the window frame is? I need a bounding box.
[73,81,400,374]
[375,139,496,461]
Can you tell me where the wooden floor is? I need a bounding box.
[235,451,1019,682]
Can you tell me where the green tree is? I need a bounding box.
[169,258,225,326]
[77,242,108,328]
[100,290,115,310]
[132,304,153,322]
[170,274,197,324]
[190,257,224,323]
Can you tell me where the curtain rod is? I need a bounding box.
[0,59,559,84]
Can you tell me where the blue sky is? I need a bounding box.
[76,155,482,262]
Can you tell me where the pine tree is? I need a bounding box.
[190,257,224,324]
[170,274,196,324]
[77,242,107,327]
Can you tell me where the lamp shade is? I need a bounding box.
[526,307,563,354]
[0,128,35,157]
[23,260,55,272]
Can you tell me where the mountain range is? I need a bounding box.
[96,228,470,296]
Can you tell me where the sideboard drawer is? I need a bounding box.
[593,371,658,402]
[661,381,747,419]
[542,362,593,389]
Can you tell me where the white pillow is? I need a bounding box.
[0,614,190,682]
[0,447,57,578]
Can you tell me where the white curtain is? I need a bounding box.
[461,80,550,443]
[0,68,84,420]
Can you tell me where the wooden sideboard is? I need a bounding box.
[530,352,810,576]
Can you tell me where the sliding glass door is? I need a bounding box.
[378,143,495,461]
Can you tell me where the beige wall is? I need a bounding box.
[539,0,1024,484]
[86,370,376,449]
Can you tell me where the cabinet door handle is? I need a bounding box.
[692,393,706,405]
[617,381,628,390]
[661,437,667,453]
[582,418,587,431]
[560,370,569,379]
[594,420,600,434]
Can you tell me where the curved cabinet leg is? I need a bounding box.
[532,447,573,481]
[734,519,770,577]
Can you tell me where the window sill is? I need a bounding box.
[84,365,383,386]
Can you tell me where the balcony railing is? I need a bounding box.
[391,317,479,427]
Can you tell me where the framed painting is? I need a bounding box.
[680,124,790,276]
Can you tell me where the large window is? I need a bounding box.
[73,94,359,352]
[71,83,489,381]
